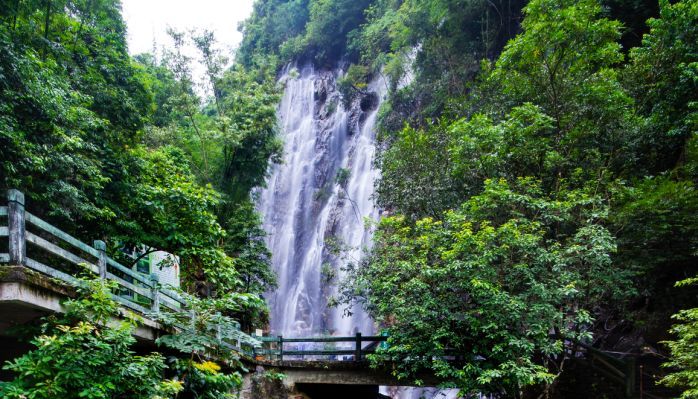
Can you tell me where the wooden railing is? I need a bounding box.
[0,189,261,354]
[256,333,389,362]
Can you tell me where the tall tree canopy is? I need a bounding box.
[341,0,698,396]
[0,0,697,397]
[0,0,282,328]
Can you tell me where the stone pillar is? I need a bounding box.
[150,273,160,312]
[8,190,26,266]
[94,240,107,279]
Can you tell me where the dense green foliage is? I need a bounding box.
[356,0,526,125]
[334,0,697,396]
[0,279,183,399]
[152,292,246,399]
[661,276,698,398]
[236,0,310,67]
[0,1,292,391]
[238,0,526,121]
[348,178,626,394]
[0,2,281,395]
[1,0,697,397]
[0,1,280,328]
[0,0,147,222]
[238,0,372,65]
[138,30,281,317]
[0,278,246,399]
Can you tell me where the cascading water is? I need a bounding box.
[258,64,383,339]
[258,64,458,399]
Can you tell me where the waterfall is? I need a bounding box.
[258,64,384,338]
[258,64,458,399]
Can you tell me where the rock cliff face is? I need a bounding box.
[258,65,385,338]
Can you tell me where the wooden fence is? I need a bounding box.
[0,189,261,355]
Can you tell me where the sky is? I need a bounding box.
[121,0,255,95]
[121,0,255,58]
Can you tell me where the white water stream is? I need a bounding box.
[259,65,382,338]
[259,64,458,399]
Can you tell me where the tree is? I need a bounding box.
[608,0,698,341]
[223,200,277,330]
[106,146,240,295]
[237,0,375,66]
[624,0,697,173]
[661,277,698,399]
[346,179,629,396]
[359,0,647,395]
[0,278,182,399]
[214,64,282,204]
[0,2,271,324]
[337,63,370,108]
[152,292,251,399]
[488,0,638,184]
[376,120,461,219]
[352,0,527,128]
[301,0,372,64]
[237,0,310,67]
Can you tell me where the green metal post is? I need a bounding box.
[278,335,283,361]
[355,332,362,361]
[625,357,637,398]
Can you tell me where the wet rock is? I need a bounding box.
[313,71,335,117]
[242,366,296,399]
[259,65,384,338]
[360,91,379,112]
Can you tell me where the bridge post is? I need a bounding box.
[189,309,196,330]
[625,357,637,398]
[355,332,362,361]
[94,240,107,279]
[150,273,160,312]
[278,335,284,361]
[215,312,222,341]
[8,190,26,266]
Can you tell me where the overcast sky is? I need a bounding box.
[121,0,255,93]
[121,0,255,57]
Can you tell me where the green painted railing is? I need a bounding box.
[255,333,389,362]
[0,189,261,354]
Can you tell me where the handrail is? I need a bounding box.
[0,189,261,356]
[106,257,153,287]
[268,335,388,343]
[25,212,101,258]
[256,333,388,362]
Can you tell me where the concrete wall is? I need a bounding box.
[240,365,383,399]
[239,361,439,399]
[0,265,165,342]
